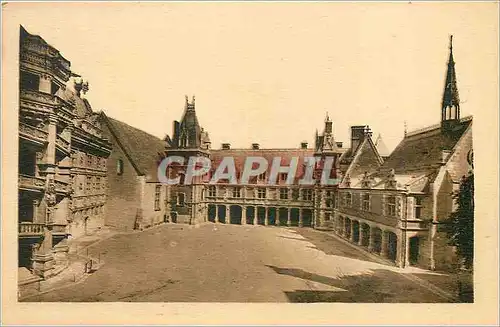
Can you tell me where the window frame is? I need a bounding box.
[387,195,396,217]
[279,188,289,200]
[154,185,161,211]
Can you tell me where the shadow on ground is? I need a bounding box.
[266,265,455,303]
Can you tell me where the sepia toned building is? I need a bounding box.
[164,96,345,229]
[98,113,170,231]
[18,26,112,279]
[333,36,473,271]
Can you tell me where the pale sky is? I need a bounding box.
[5,2,499,152]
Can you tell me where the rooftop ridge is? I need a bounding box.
[405,115,472,138]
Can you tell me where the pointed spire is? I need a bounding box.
[404,120,407,137]
[441,35,460,120]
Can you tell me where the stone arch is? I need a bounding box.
[207,204,217,223]
[290,208,300,226]
[268,207,277,225]
[230,205,242,225]
[217,205,226,224]
[371,227,382,254]
[361,223,370,247]
[278,207,288,226]
[246,207,255,225]
[386,231,398,262]
[352,220,360,243]
[302,209,313,227]
[257,207,266,225]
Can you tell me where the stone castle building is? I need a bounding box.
[18,26,111,279]
[332,36,473,271]
[18,25,472,276]
[164,96,345,229]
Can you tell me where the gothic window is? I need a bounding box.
[387,196,396,216]
[154,185,161,211]
[117,159,124,175]
[208,186,217,197]
[280,188,289,200]
[257,188,266,199]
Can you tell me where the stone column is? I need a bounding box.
[253,207,258,225]
[241,206,247,225]
[395,234,404,268]
[275,209,280,226]
[32,199,39,223]
[46,114,57,171]
[404,235,411,267]
[215,205,219,223]
[298,209,304,227]
[358,224,364,246]
[286,208,291,226]
[264,207,269,226]
[381,231,388,257]
[368,227,375,252]
[225,206,230,224]
[350,221,355,242]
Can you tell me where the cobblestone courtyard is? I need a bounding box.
[24,224,457,302]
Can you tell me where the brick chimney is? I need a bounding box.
[252,143,260,150]
[221,143,231,150]
[300,141,308,149]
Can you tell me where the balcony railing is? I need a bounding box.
[19,222,45,236]
[19,122,49,144]
[19,174,45,191]
[20,89,60,106]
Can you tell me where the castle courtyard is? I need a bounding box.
[23,224,457,303]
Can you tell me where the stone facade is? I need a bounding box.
[18,26,111,278]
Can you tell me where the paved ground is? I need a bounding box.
[24,224,457,302]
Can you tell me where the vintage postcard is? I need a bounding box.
[1,1,499,325]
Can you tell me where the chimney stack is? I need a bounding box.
[336,142,343,148]
[221,143,231,150]
[300,141,308,149]
[351,125,369,152]
[252,143,260,150]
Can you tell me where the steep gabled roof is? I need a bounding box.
[374,134,391,157]
[344,136,384,179]
[100,113,169,180]
[380,116,472,175]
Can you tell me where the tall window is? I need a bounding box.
[387,196,396,216]
[232,187,241,198]
[117,159,124,175]
[258,172,267,182]
[292,189,299,200]
[154,185,161,211]
[280,188,288,200]
[345,193,352,207]
[362,193,370,211]
[86,176,91,192]
[87,154,92,167]
[279,173,288,183]
[415,197,423,219]
[96,177,101,191]
[208,186,216,197]
[302,189,313,201]
[257,188,266,199]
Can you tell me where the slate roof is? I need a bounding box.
[101,113,169,180]
[209,148,316,184]
[380,117,472,175]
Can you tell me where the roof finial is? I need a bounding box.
[192,95,196,105]
[404,120,408,137]
[325,111,330,122]
[449,34,453,51]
